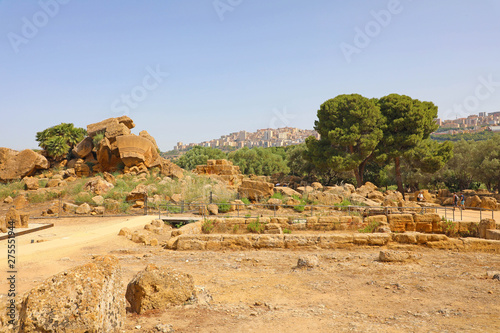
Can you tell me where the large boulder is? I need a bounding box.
[19,256,125,332]
[5,207,29,228]
[72,136,94,158]
[139,130,159,150]
[0,148,49,182]
[159,158,184,179]
[87,116,134,138]
[349,194,380,207]
[84,177,114,195]
[238,179,274,201]
[356,181,378,197]
[325,184,353,198]
[307,192,342,205]
[274,186,301,198]
[115,135,160,168]
[23,177,39,191]
[126,264,195,314]
[96,137,122,172]
[480,197,498,210]
[465,195,482,208]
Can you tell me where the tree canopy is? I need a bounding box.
[305,94,384,187]
[377,94,439,194]
[228,147,289,176]
[174,146,227,170]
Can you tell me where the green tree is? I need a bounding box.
[174,146,227,170]
[377,94,439,195]
[401,139,453,190]
[36,123,86,160]
[228,147,289,176]
[305,94,384,187]
[473,134,500,191]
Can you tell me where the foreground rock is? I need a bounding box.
[126,264,195,314]
[379,250,418,262]
[0,148,49,182]
[238,179,274,201]
[19,256,125,332]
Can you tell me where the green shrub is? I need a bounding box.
[358,221,380,233]
[293,205,305,212]
[0,181,24,200]
[217,201,231,213]
[202,219,215,234]
[335,199,352,207]
[283,228,291,234]
[247,218,264,233]
[119,202,131,213]
[74,192,93,205]
[232,224,240,233]
[241,197,251,205]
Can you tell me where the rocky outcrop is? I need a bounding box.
[87,116,135,138]
[159,158,184,179]
[84,176,114,195]
[194,159,243,186]
[115,135,160,168]
[126,264,195,314]
[0,148,49,182]
[72,136,94,158]
[5,207,29,228]
[238,179,274,201]
[19,256,125,332]
[139,130,159,150]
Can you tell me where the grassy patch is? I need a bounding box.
[217,201,231,213]
[202,219,215,234]
[247,218,264,233]
[0,181,24,200]
[358,221,380,233]
[27,191,60,203]
[241,197,251,205]
[283,228,291,234]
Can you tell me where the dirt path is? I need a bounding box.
[1,215,499,332]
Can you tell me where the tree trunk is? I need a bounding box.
[354,170,363,188]
[394,157,405,199]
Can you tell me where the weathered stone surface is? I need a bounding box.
[84,177,114,195]
[0,148,49,182]
[3,196,13,204]
[379,250,415,262]
[63,202,78,214]
[139,130,159,150]
[207,204,219,215]
[325,184,353,198]
[13,195,28,209]
[23,177,39,191]
[308,192,343,205]
[296,186,314,194]
[74,159,91,177]
[349,193,380,207]
[486,229,500,240]
[356,181,378,197]
[126,264,195,314]
[267,198,282,210]
[479,219,496,239]
[160,158,184,179]
[72,136,94,158]
[480,197,498,210]
[465,195,482,208]
[311,182,323,191]
[92,195,105,205]
[368,191,385,202]
[296,255,319,269]
[194,159,242,186]
[0,217,6,233]
[76,203,91,215]
[118,227,132,238]
[126,184,148,202]
[264,223,283,234]
[96,137,122,172]
[274,186,301,198]
[388,214,413,232]
[5,207,29,228]
[105,122,131,140]
[19,255,125,332]
[116,115,135,129]
[238,179,274,201]
[116,135,160,168]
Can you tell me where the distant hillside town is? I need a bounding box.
[173,127,319,151]
[435,111,500,135]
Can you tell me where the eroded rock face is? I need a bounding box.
[19,255,125,332]
[238,179,274,201]
[194,159,243,186]
[115,135,160,168]
[87,116,135,138]
[0,148,49,182]
[72,136,94,158]
[126,264,195,314]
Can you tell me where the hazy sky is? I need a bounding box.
[1,0,500,151]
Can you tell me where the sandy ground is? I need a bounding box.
[0,214,499,332]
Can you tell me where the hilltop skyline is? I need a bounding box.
[1,1,500,151]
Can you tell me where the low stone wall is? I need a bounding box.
[166,232,500,252]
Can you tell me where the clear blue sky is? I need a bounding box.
[1,0,500,151]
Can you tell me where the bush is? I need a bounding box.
[293,205,305,212]
[283,228,291,234]
[119,202,131,213]
[0,181,24,200]
[202,219,215,234]
[247,218,264,233]
[74,192,94,205]
[358,221,380,233]
[232,224,240,233]
[217,201,231,213]
[27,191,60,203]
[241,197,251,205]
